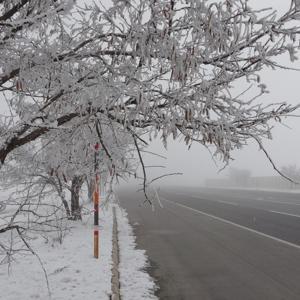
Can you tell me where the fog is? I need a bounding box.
[126,0,300,188]
[139,59,300,187]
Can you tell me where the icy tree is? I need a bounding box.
[0,0,300,185]
[0,123,137,262]
[40,122,136,219]
[0,1,299,166]
[1,121,136,221]
[1,0,300,268]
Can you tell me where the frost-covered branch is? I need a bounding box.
[0,0,300,193]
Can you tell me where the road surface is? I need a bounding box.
[117,187,300,300]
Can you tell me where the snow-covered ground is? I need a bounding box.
[0,194,158,300]
[0,206,114,300]
[117,206,158,300]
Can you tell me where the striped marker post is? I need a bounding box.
[94,143,100,259]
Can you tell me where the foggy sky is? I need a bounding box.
[138,0,300,187]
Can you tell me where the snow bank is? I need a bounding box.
[116,206,158,300]
[0,206,113,300]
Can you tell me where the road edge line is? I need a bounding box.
[269,210,300,218]
[163,198,300,250]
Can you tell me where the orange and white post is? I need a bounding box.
[93,143,100,258]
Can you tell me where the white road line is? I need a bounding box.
[174,191,300,206]
[166,191,238,206]
[254,199,300,206]
[270,210,300,218]
[215,200,238,206]
[162,198,300,250]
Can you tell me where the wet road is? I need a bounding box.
[118,187,300,300]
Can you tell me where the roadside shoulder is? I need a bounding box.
[115,205,158,300]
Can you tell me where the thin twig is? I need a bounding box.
[148,172,183,184]
[16,227,51,298]
[251,135,298,184]
[132,135,151,204]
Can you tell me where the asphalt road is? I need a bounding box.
[117,187,300,300]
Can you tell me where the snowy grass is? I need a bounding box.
[0,185,158,300]
[116,206,158,300]
[0,205,113,300]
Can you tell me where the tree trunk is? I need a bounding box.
[55,176,71,219]
[61,192,71,218]
[87,178,94,203]
[70,175,84,220]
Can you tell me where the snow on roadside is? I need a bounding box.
[116,206,158,300]
[0,205,113,300]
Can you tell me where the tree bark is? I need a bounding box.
[87,178,94,203]
[70,175,84,220]
[55,176,71,219]
[62,195,71,218]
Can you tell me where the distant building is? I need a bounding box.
[205,176,299,190]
